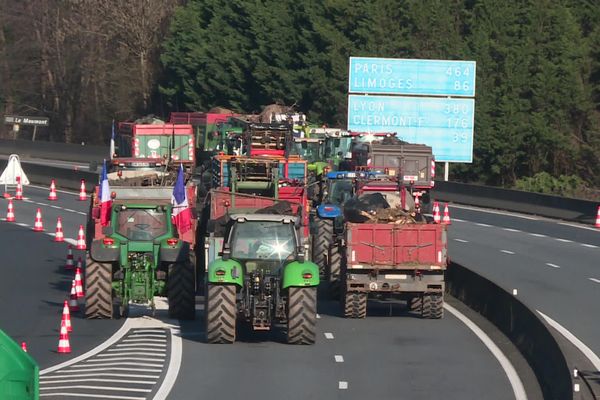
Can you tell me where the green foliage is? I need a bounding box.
[159,0,600,190]
[515,172,586,198]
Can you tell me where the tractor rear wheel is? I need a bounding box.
[343,291,367,318]
[168,262,196,320]
[328,243,342,298]
[205,284,236,344]
[287,287,317,345]
[408,296,422,313]
[85,257,113,319]
[421,294,444,319]
[312,218,333,276]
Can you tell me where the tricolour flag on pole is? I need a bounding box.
[110,120,116,160]
[100,160,112,226]
[171,164,192,234]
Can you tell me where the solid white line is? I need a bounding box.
[334,355,344,363]
[445,303,527,400]
[153,327,182,400]
[529,233,546,238]
[98,352,165,358]
[39,385,151,393]
[40,377,156,385]
[41,319,133,375]
[555,238,572,243]
[501,250,515,255]
[29,184,80,196]
[15,222,28,227]
[581,244,598,248]
[450,204,539,220]
[93,356,165,362]
[503,228,521,232]
[545,263,561,269]
[559,222,600,232]
[80,361,163,368]
[126,334,166,339]
[40,393,145,400]
[537,310,600,371]
[476,223,492,227]
[338,381,348,390]
[588,278,600,284]
[131,329,166,334]
[41,372,159,379]
[453,238,469,243]
[58,367,162,373]
[324,332,334,339]
[116,343,166,348]
[122,338,165,343]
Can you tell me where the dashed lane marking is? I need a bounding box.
[476,223,492,227]
[545,263,561,269]
[334,355,344,363]
[581,243,598,249]
[503,228,521,232]
[555,238,572,243]
[324,332,334,339]
[338,381,348,390]
[453,238,469,243]
[445,303,527,400]
[529,233,547,238]
[588,278,600,284]
[500,250,515,255]
[451,218,465,222]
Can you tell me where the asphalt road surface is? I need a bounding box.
[448,204,600,366]
[0,185,518,399]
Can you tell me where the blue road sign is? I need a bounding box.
[349,57,476,97]
[347,95,475,163]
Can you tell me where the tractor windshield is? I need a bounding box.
[230,221,296,261]
[116,207,168,241]
[328,179,354,205]
[290,141,323,163]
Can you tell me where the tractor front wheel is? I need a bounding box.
[168,262,196,320]
[287,287,317,345]
[85,257,113,319]
[205,284,236,344]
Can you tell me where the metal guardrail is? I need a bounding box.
[0,138,107,164]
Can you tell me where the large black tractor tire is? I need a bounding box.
[408,296,422,313]
[343,291,367,319]
[205,284,237,344]
[85,258,113,319]
[312,218,333,276]
[421,294,444,319]
[327,243,342,298]
[168,262,196,320]
[287,287,317,345]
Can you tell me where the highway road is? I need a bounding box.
[448,205,600,368]
[0,185,520,399]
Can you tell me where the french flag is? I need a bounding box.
[99,160,112,226]
[171,164,192,234]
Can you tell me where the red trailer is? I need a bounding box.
[342,222,447,319]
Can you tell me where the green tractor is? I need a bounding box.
[205,214,319,344]
[85,188,196,320]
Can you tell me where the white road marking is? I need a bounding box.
[116,343,166,348]
[445,303,527,400]
[334,355,344,363]
[316,313,321,319]
[40,393,145,400]
[39,378,156,385]
[588,278,600,284]
[98,352,166,358]
[476,223,492,227]
[42,372,160,379]
[81,361,163,368]
[15,222,28,227]
[338,381,348,390]
[324,332,334,339]
[153,326,182,400]
[555,238,572,243]
[545,263,561,269]
[529,233,546,238]
[451,204,539,220]
[453,238,469,243]
[559,222,600,231]
[29,184,81,196]
[581,244,598,249]
[500,250,515,255]
[503,228,521,232]
[39,385,151,393]
[452,218,465,222]
[126,334,166,339]
[122,338,165,343]
[61,367,162,373]
[131,330,166,334]
[92,356,165,362]
[537,310,600,370]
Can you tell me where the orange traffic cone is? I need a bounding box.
[62,300,72,332]
[78,180,87,201]
[33,208,44,232]
[69,280,80,312]
[15,176,23,200]
[433,202,441,224]
[54,217,64,242]
[65,245,74,270]
[75,264,84,298]
[442,203,452,225]
[76,225,86,250]
[48,179,58,201]
[595,206,600,229]
[57,319,71,354]
[6,199,15,222]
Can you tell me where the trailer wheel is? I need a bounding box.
[168,262,196,320]
[312,218,333,276]
[205,284,236,344]
[85,257,113,319]
[343,291,367,319]
[421,294,444,319]
[287,287,317,345]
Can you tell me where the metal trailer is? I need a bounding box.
[342,222,448,319]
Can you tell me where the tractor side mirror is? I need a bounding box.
[221,243,231,261]
[297,246,305,263]
[102,226,113,235]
